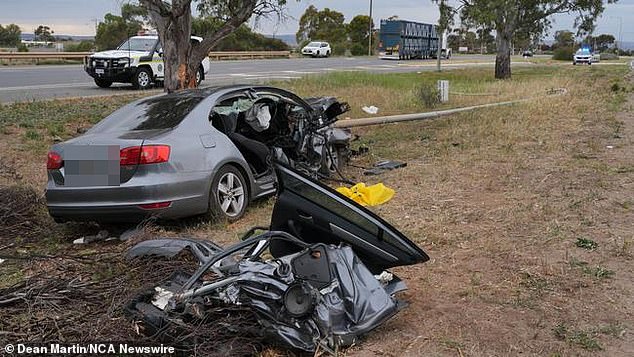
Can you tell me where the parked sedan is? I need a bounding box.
[46,85,351,223]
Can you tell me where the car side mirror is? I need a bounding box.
[157,50,163,57]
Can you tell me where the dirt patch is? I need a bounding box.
[342,70,633,356]
[0,65,632,355]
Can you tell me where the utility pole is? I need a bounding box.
[610,16,623,51]
[368,0,373,56]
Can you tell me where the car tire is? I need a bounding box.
[320,144,346,176]
[132,67,152,90]
[94,78,112,88]
[326,51,330,57]
[196,66,203,87]
[208,165,249,222]
[573,61,577,65]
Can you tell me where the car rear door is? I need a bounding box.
[270,163,429,272]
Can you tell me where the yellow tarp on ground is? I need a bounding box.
[336,182,395,207]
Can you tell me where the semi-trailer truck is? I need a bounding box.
[378,19,439,60]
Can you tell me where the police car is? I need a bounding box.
[573,46,599,65]
[84,34,211,89]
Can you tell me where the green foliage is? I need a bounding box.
[95,4,146,51]
[416,83,440,108]
[600,52,618,60]
[296,6,346,46]
[585,33,615,52]
[575,237,598,250]
[349,42,367,56]
[34,25,55,42]
[553,323,603,351]
[0,23,21,47]
[347,15,373,49]
[553,47,574,60]
[65,40,94,52]
[297,7,380,56]
[192,18,288,51]
[17,44,28,52]
[554,30,575,49]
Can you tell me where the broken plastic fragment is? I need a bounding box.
[361,105,379,115]
[152,286,174,310]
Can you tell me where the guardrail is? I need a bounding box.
[208,51,290,60]
[0,50,291,64]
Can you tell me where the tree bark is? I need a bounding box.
[495,27,512,79]
[142,0,258,92]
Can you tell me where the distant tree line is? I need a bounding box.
[296,5,373,56]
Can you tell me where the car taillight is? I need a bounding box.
[47,151,63,170]
[120,145,170,166]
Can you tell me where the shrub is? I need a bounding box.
[17,44,28,52]
[552,47,573,61]
[350,43,367,56]
[416,83,440,108]
[599,52,619,60]
[66,40,94,52]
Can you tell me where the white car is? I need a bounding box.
[84,35,211,89]
[573,48,599,65]
[301,41,331,57]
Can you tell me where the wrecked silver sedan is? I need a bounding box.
[46,85,351,223]
[125,164,429,353]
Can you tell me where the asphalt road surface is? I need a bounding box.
[0,54,520,103]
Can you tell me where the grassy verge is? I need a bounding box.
[1,64,632,355]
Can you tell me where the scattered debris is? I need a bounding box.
[73,229,110,244]
[363,160,407,175]
[362,105,379,114]
[123,164,429,354]
[0,185,47,244]
[336,182,395,206]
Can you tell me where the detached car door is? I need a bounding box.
[270,164,429,273]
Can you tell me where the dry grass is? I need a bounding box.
[0,64,632,355]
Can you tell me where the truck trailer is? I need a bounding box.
[378,19,439,60]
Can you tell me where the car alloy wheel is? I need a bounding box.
[216,171,246,218]
[196,67,202,86]
[137,71,150,87]
[133,67,152,90]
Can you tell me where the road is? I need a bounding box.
[0,55,522,103]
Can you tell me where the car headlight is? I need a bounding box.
[91,60,96,67]
[119,58,131,67]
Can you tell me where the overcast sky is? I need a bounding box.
[0,0,632,42]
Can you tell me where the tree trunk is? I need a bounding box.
[159,11,195,91]
[495,27,512,79]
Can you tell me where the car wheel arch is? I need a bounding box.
[206,160,254,204]
[137,64,153,77]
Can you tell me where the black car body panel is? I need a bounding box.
[124,164,429,353]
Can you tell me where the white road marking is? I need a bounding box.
[282,70,316,74]
[0,82,94,91]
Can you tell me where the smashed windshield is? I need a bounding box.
[117,38,157,52]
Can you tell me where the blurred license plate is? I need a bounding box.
[64,145,120,187]
[96,69,104,74]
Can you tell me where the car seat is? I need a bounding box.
[214,111,271,175]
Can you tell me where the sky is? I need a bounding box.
[0,0,633,43]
